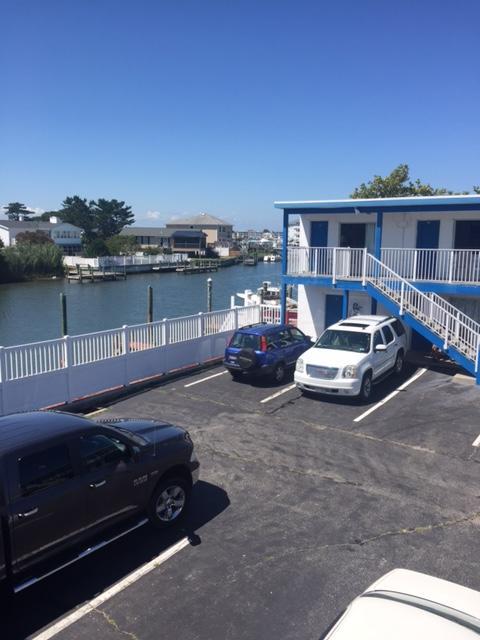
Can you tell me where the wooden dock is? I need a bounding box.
[176,259,219,274]
[66,265,127,283]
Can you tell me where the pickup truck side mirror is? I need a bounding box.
[374,344,387,353]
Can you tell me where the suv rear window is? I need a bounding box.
[230,332,260,350]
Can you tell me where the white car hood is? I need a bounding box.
[301,347,367,369]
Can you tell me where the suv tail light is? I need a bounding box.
[260,336,268,352]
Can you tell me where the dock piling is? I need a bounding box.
[147,286,153,323]
[207,278,213,312]
[60,293,68,336]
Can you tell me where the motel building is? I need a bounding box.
[275,195,480,384]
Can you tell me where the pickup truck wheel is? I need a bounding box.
[273,362,285,383]
[148,477,190,529]
[359,372,372,402]
[394,350,404,375]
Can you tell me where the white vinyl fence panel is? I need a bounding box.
[0,304,280,416]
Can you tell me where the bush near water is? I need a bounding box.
[0,243,65,283]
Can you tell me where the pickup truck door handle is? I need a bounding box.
[89,480,106,489]
[18,507,39,518]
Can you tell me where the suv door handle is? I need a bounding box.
[18,507,38,518]
[89,480,107,489]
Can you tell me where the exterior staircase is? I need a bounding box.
[364,254,480,381]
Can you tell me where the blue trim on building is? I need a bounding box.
[342,290,349,319]
[275,195,480,214]
[374,211,383,259]
[281,210,289,323]
[412,282,480,297]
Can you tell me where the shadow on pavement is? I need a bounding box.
[2,480,229,640]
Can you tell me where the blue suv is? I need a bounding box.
[223,323,312,383]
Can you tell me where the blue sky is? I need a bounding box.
[1,0,479,230]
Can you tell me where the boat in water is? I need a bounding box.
[235,281,297,324]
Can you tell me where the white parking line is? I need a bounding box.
[184,370,228,388]
[353,368,427,423]
[85,407,108,417]
[260,383,297,404]
[472,434,480,447]
[32,537,190,640]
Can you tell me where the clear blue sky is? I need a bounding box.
[1,0,479,230]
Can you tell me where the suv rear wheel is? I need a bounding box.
[359,371,372,402]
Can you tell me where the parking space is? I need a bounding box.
[5,363,480,640]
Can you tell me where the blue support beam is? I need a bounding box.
[374,210,383,259]
[342,290,349,319]
[281,209,289,323]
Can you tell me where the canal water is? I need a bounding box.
[0,262,283,346]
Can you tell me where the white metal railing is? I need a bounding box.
[287,246,480,285]
[366,254,480,370]
[287,247,365,282]
[63,254,188,268]
[3,338,65,380]
[381,248,480,284]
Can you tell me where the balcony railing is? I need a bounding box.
[287,246,480,285]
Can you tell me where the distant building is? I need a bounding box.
[120,226,206,256]
[166,213,233,246]
[288,221,300,246]
[0,217,82,255]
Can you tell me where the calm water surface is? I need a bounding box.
[0,262,283,346]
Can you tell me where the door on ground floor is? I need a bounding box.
[325,294,343,329]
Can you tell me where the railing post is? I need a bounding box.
[234,306,239,329]
[448,250,454,283]
[0,346,5,416]
[455,311,460,340]
[400,282,405,315]
[362,248,367,286]
[122,325,129,385]
[444,315,449,350]
[332,248,337,285]
[63,335,73,404]
[198,312,204,338]
[476,338,480,374]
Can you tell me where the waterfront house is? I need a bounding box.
[275,195,480,383]
[0,217,82,255]
[120,227,207,256]
[166,213,233,246]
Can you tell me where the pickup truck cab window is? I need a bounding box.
[79,434,129,471]
[18,444,74,497]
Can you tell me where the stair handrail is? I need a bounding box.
[428,292,480,335]
[365,253,480,361]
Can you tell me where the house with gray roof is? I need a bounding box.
[0,217,82,255]
[166,213,233,246]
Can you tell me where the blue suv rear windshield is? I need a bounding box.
[230,333,260,350]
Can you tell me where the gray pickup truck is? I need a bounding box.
[0,410,199,594]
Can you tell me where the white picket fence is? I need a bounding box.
[0,305,280,416]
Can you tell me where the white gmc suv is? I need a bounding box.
[295,315,408,401]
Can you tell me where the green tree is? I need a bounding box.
[83,237,110,257]
[3,202,31,221]
[350,164,454,199]
[59,196,95,239]
[92,199,134,239]
[105,234,138,255]
[474,186,480,194]
[15,230,54,245]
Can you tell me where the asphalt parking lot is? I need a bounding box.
[4,362,480,640]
